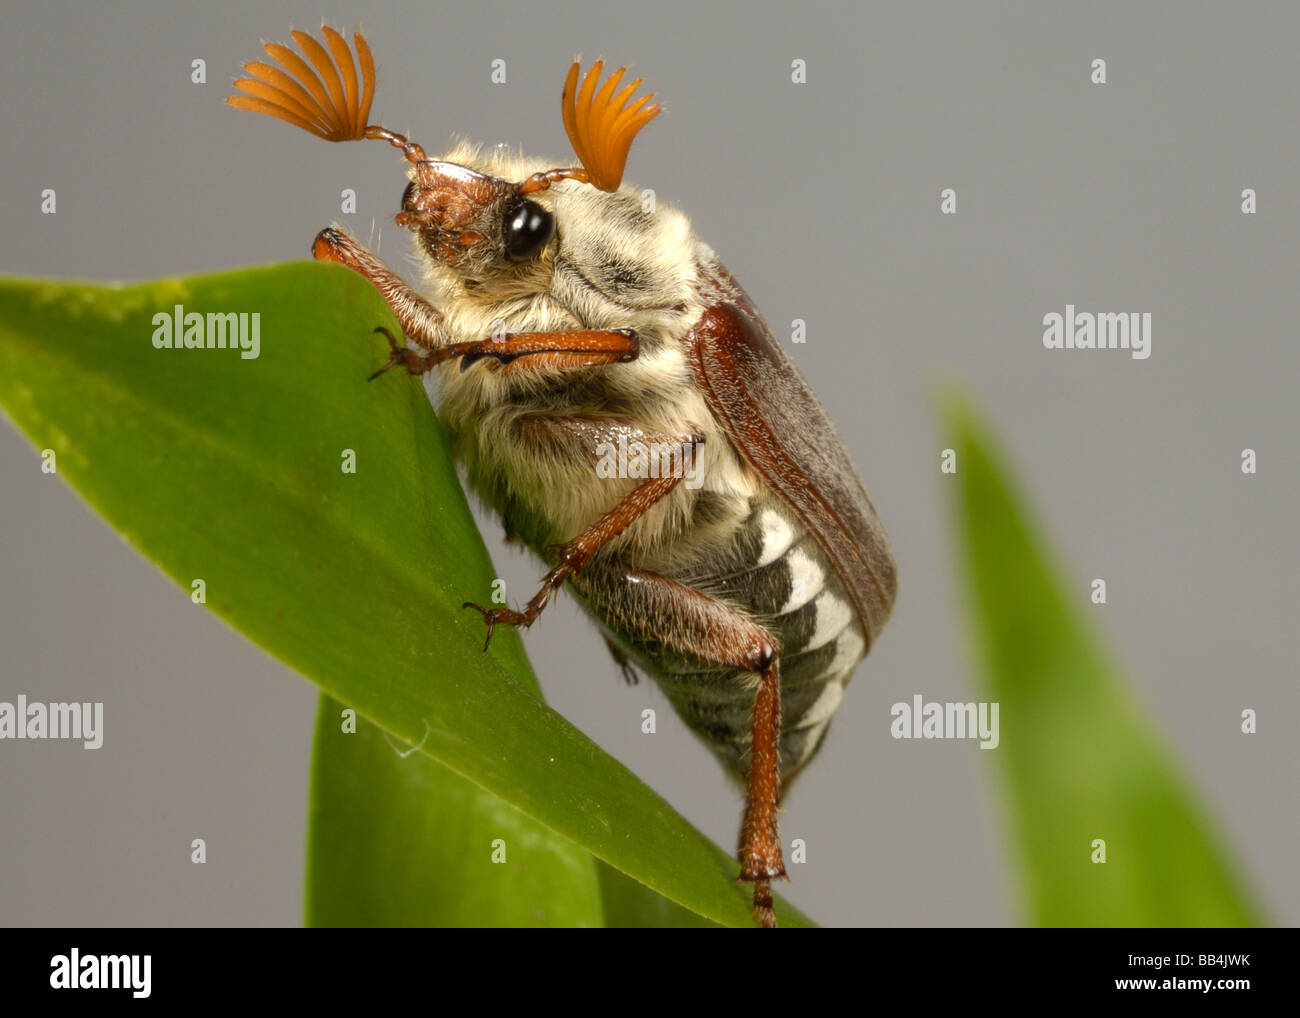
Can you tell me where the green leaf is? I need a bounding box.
[307,692,718,927]
[939,390,1264,927]
[594,860,722,928]
[0,267,810,928]
[306,694,604,927]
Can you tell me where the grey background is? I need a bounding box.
[1,0,1296,927]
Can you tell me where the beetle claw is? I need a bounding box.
[369,326,437,379]
[462,601,498,650]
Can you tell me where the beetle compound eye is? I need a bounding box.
[502,199,554,261]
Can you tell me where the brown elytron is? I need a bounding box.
[230,27,896,928]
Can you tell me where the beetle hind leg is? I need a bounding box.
[738,654,786,929]
[570,561,788,928]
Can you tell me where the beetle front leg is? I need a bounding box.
[312,226,446,356]
[314,226,640,377]
[439,329,639,373]
[370,319,640,381]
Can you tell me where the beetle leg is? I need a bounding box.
[312,227,446,352]
[449,329,638,373]
[602,636,641,686]
[742,656,785,927]
[569,562,787,928]
[313,226,639,377]
[464,424,702,645]
[367,326,440,379]
[463,469,686,644]
[367,326,639,381]
[463,417,705,644]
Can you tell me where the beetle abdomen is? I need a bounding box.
[605,499,868,781]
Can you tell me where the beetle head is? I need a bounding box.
[392,156,564,281]
[228,28,659,282]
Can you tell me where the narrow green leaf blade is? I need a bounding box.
[0,267,809,927]
[306,694,603,927]
[940,391,1263,926]
[595,862,722,928]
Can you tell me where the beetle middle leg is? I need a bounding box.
[571,562,787,929]
[464,422,702,646]
[463,472,684,648]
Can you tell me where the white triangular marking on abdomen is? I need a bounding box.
[826,626,865,677]
[780,546,825,614]
[756,509,796,567]
[797,677,845,729]
[806,591,853,651]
